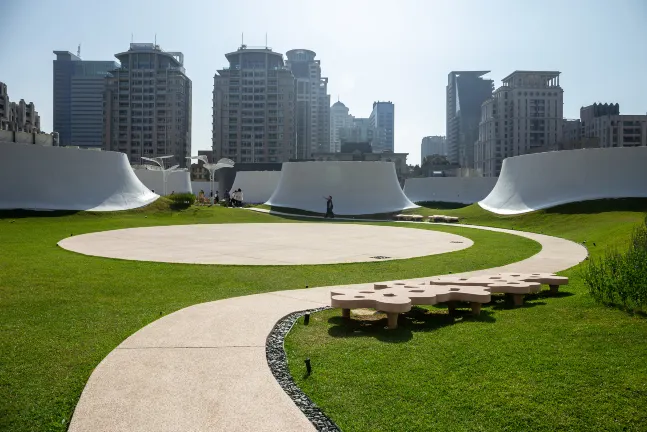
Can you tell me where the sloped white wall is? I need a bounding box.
[231,171,282,203]
[479,147,647,215]
[0,142,158,211]
[266,161,418,215]
[404,177,497,204]
[133,169,191,195]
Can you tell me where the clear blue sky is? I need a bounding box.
[1,0,646,164]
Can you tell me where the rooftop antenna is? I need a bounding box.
[77,43,81,58]
[265,32,268,48]
[131,33,133,43]
[241,32,244,46]
[154,33,157,46]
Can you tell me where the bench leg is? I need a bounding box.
[447,301,456,316]
[387,312,399,329]
[512,294,524,307]
[549,284,559,295]
[341,308,350,319]
[470,302,482,316]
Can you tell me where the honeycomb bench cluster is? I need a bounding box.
[331,272,569,329]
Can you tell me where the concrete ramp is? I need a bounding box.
[266,161,418,215]
[133,168,192,195]
[0,142,158,211]
[404,177,497,204]
[231,171,282,204]
[479,147,647,215]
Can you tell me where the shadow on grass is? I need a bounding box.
[326,306,495,343]
[414,201,472,210]
[544,198,647,215]
[0,209,80,219]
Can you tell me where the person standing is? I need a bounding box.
[324,195,334,218]
[237,188,244,207]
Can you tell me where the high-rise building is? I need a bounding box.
[369,101,394,152]
[446,71,494,168]
[329,100,353,152]
[0,81,41,133]
[285,49,330,158]
[212,45,296,163]
[475,71,563,177]
[103,43,192,166]
[339,117,376,147]
[421,135,447,161]
[53,51,118,148]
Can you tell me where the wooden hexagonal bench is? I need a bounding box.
[331,282,491,329]
[497,272,569,295]
[428,275,542,306]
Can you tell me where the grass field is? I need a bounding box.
[285,199,647,432]
[0,203,538,432]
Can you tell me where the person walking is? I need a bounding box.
[214,191,220,204]
[237,188,244,207]
[324,195,334,219]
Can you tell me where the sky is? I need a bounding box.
[1,0,646,165]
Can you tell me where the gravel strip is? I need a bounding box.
[266,307,341,432]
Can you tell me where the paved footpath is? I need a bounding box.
[68,224,587,432]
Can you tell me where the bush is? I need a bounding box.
[583,215,647,312]
[168,192,196,209]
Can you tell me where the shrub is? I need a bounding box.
[168,192,196,209]
[583,215,647,312]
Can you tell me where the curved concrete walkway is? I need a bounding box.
[68,224,587,432]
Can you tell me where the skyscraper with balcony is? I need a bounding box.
[103,43,192,166]
[369,101,394,152]
[53,51,118,148]
[286,49,330,158]
[446,71,494,168]
[475,71,563,177]
[212,45,296,163]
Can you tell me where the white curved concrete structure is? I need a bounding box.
[133,168,191,195]
[0,142,158,211]
[266,161,418,215]
[479,147,647,215]
[404,177,497,204]
[231,171,282,203]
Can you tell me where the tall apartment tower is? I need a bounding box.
[53,51,118,148]
[103,43,192,166]
[329,100,353,152]
[212,45,296,163]
[0,82,41,133]
[285,49,330,158]
[421,135,447,161]
[369,101,394,152]
[475,71,563,177]
[446,71,494,168]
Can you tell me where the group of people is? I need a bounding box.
[227,188,244,207]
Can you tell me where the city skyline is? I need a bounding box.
[1,0,647,164]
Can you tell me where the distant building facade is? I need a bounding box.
[446,71,494,168]
[475,71,563,177]
[53,51,118,148]
[369,101,394,152]
[0,81,41,133]
[329,100,352,152]
[213,45,296,164]
[579,103,647,148]
[421,135,447,161]
[286,49,330,158]
[339,117,376,147]
[103,43,192,166]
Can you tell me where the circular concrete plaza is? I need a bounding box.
[58,223,473,265]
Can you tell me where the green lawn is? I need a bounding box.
[285,199,647,432]
[0,203,538,432]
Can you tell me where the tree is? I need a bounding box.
[422,154,450,167]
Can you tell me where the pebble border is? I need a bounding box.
[266,307,341,432]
